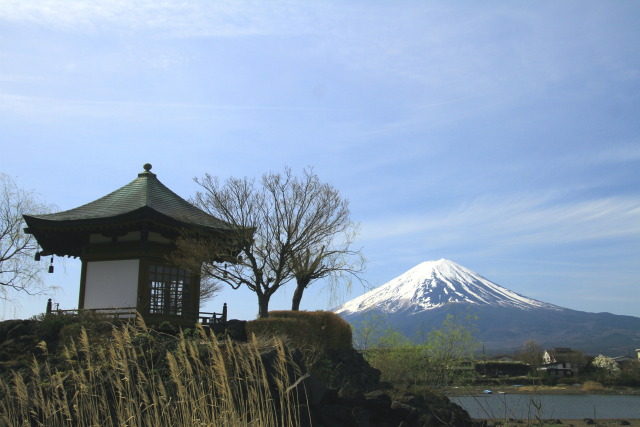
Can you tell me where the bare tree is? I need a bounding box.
[515,339,544,368]
[0,174,51,299]
[290,245,365,311]
[173,167,364,318]
[186,171,290,318]
[197,275,224,305]
[284,171,365,310]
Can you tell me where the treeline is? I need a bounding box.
[352,313,480,389]
[350,313,640,389]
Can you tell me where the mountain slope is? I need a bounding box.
[335,259,640,355]
[337,259,560,314]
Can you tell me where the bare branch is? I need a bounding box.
[0,174,52,301]
[171,167,365,318]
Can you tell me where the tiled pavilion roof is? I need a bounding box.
[23,164,231,257]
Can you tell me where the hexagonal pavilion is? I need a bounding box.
[23,164,232,325]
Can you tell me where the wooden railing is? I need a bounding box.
[46,301,138,320]
[45,299,228,325]
[198,303,228,325]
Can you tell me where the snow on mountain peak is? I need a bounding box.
[335,259,558,315]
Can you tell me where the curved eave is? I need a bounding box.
[24,207,233,258]
[25,206,227,233]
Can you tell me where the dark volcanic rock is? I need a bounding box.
[321,347,384,395]
[211,319,247,341]
[254,341,476,426]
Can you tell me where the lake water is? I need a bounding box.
[450,394,640,420]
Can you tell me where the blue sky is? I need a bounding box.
[1,1,639,320]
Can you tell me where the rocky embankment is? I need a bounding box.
[1,318,476,427]
[220,319,476,427]
[256,345,475,427]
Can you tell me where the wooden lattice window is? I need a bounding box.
[148,265,191,316]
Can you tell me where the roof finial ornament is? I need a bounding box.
[138,163,155,178]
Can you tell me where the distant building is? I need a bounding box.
[491,354,516,362]
[612,355,635,369]
[541,347,588,377]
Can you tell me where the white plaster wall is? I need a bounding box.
[84,260,139,309]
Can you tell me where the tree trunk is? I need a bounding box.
[291,284,305,311]
[291,278,311,311]
[257,294,270,318]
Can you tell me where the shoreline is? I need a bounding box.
[445,384,640,397]
[478,419,640,426]
[446,387,640,425]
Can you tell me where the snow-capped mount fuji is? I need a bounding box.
[336,259,559,315]
[335,259,640,355]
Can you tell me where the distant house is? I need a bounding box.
[476,360,530,377]
[491,354,516,362]
[541,347,587,377]
[612,355,636,369]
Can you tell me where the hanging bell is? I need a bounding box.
[48,256,54,274]
[34,252,41,261]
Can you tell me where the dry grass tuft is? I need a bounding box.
[581,380,605,392]
[248,310,352,352]
[0,319,307,426]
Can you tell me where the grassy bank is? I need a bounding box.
[1,317,306,426]
[1,312,481,426]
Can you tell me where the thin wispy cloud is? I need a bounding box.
[361,195,640,248]
[0,0,318,37]
[1,1,638,319]
[0,74,45,83]
[0,93,344,118]
[586,143,640,165]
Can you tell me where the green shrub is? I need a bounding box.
[365,345,424,385]
[617,361,640,386]
[355,313,479,389]
[34,314,80,345]
[36,313,118,351]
